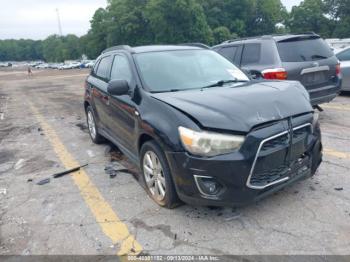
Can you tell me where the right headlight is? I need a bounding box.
[178,126,245,157]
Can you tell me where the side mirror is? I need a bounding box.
[107,79,129,96]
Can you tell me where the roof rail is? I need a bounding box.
[178,43,210,49]
[102,45,134,54]
[222,35,269,44]
[221,32,320,44]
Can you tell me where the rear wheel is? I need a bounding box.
[86,106,104,144]
[140,141,180,208]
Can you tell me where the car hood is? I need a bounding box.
[151,81,312,132]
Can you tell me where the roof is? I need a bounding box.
[213,33,320,48]
[102,44,207,55]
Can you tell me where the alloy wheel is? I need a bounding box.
[143,150,166,201]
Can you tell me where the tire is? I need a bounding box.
[86,106,104,144]
[140,141,180,208]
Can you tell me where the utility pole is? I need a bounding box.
[56,8,63,36]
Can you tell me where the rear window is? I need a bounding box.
[241,44,261,66]
[277,37,333,62]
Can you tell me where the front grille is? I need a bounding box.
[293,126,309,141]
[250,165,289,186]
[247,123,312,189]
[261,133,289,152]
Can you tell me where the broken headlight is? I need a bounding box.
[178,126,245,157]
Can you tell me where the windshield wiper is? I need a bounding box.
[151,89,183,93]
[200,79,248,89]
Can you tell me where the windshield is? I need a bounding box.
[134,49,249,93]
[277,37,333,62]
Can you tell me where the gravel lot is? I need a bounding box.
[0,69,349,256]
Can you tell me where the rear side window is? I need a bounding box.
[277,37,333,62]
[218,46,237,62]
[96,56,112,80]
[111,55,133,83]
[336,49,350,61]
[241,44,261,66]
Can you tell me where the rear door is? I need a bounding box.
[89,55,113,129]
[336,48,350,90]
[276,36,339,95]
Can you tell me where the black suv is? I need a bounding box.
[213,33,342,105]
[84,44,322,208]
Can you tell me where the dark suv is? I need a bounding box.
[213,33,342,105]
[84,44,322,208]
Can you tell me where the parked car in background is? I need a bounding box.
[335,47,350,91]
[59,62,82,70]
[35,63,49,69]
[84,44,322,208]
[84,61,95,68]
[213,33,342,105]
[326,38,350,50]
[0,62,11,67]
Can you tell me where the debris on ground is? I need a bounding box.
[36,164,88,185]
[104,144,141,179]
[76,123,89,133]
[36,178,50,185]
[104,162,129,178]
[309,186,316,191]
[334,187,343,191]
[0,188,7,195]
[27,178,33,182]
[53,164,88,178]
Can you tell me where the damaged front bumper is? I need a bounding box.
[165,113,322,207]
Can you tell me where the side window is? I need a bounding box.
[337,49,350,61]
[241,43,261,66]
[219,46,237,62]
[93,60,100,75]
[96,56,112,80]
[110,55,133,83]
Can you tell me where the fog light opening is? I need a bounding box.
[194,175,222,197]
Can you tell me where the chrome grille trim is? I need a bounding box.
[246,123,312,190]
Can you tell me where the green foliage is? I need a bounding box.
[212,26,233,45]
[145,0,212,44]
[1,0,350,62]
[287,0,331,36]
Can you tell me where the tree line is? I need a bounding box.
[0,0,349,62]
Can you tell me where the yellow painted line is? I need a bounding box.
[322,104,350,111]
[28,101,142,256]
[324,148,350,159]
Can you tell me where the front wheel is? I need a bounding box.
[140,141,180,208]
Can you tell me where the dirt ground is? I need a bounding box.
[0,69,349,256]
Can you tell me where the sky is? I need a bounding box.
[0,0,301,40]
[281,0,303,11]
[0,0,107,40]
